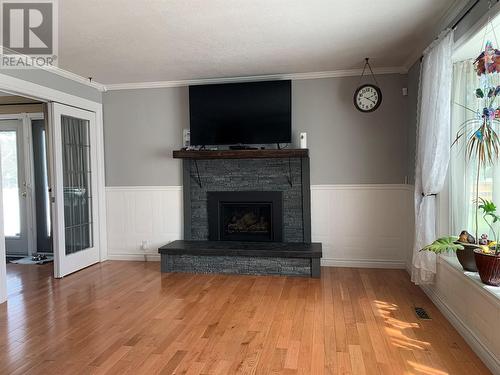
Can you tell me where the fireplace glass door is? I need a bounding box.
[207,191,283,242]
[221,202,272,241]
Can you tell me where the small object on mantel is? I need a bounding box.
[458,230,475,244]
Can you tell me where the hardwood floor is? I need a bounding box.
[0,261,492,374]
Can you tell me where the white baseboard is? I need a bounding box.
[321,258,406,269]
[405,261,412,275]
[106,254,405,269]
[421,285,500,374]
[107,253,160,262]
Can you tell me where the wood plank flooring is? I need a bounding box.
[0,261,492,374]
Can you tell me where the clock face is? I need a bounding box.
[354,84,382,112]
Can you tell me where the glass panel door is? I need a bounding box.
[62,116,93,255]
[0,120,28,255]
[51,104,99,278]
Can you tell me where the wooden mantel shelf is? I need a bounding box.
[173,148,309,160]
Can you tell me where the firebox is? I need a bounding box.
[207,191,283,242]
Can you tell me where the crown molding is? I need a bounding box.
[0,46,107,92]
[104,66,407,91]
[44,66,107,92]
[0,44,407,92]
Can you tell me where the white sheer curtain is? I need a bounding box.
[450,61,500,238]
[412,30,454,285]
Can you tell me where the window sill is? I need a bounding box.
[439,254,500,303]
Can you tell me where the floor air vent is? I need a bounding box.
[415,307,431,320]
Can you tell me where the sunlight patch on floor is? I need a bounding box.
[373,299,447,373]
[407,361,449,375]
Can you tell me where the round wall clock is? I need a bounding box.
[353,84,382,113]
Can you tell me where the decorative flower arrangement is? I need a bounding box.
[474,41,500,76]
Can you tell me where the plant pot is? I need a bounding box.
[474,250,500,286]
[456,243,479,272]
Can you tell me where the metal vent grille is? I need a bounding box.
[415,307,431,320]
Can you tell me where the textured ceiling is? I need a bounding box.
[57,0,460,84]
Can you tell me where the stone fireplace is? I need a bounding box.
[159,149,321,278]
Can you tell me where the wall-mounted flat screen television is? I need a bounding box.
[189,80,291,146]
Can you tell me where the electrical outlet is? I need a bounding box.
[140,240,149,251]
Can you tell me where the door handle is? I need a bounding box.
[21,182,28,198]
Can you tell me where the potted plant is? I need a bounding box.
[422,236,465,254]
[456,231,479,272]
[474,198,500,286]
[421,236,466,268]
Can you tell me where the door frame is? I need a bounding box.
[0,112,44,256]
[50,104,100,278]
[0,73,107,303]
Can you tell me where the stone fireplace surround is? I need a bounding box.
[159,149,321,277]
[186,157,309,242]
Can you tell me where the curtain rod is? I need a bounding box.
[419,0,491,62]
[452,0,481,30]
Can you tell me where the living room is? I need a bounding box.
[0,0,499,374]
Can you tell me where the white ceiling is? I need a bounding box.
[58,0,461,85]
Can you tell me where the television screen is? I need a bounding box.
[189,80,291,146]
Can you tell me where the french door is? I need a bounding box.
[50,103,99,278]
[0,119,29,255]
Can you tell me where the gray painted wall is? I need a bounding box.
[103,74,410,186]
[292,74,408,184]
[103,87,187,186]
[0,68,102,103]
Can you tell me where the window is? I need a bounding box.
[0,130,21,237]
[450,60,500,239]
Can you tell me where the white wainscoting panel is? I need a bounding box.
[105,184,413,266]
[106,186,182,261]
[311,185,413,268]
[421,256,500,374]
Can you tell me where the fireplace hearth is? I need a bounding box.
[207,191,283,242]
